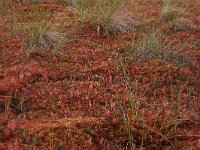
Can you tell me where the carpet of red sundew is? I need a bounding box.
[0,1,200,150]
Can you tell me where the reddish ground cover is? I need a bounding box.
[0,1,200,149]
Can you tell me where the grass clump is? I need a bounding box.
[23,20,51,48]
[129,31,192,67]
[160,6,183,22]
[22,20,65,52]
[75,0,143,35]
[173,18,197,32]
[159,0,190,22]
[100,14,142,35]
[58,0,76,5]
[75,0,119,25]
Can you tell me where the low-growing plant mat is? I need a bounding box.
[0,0,200,149]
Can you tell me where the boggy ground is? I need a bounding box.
[0,0,200,149]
